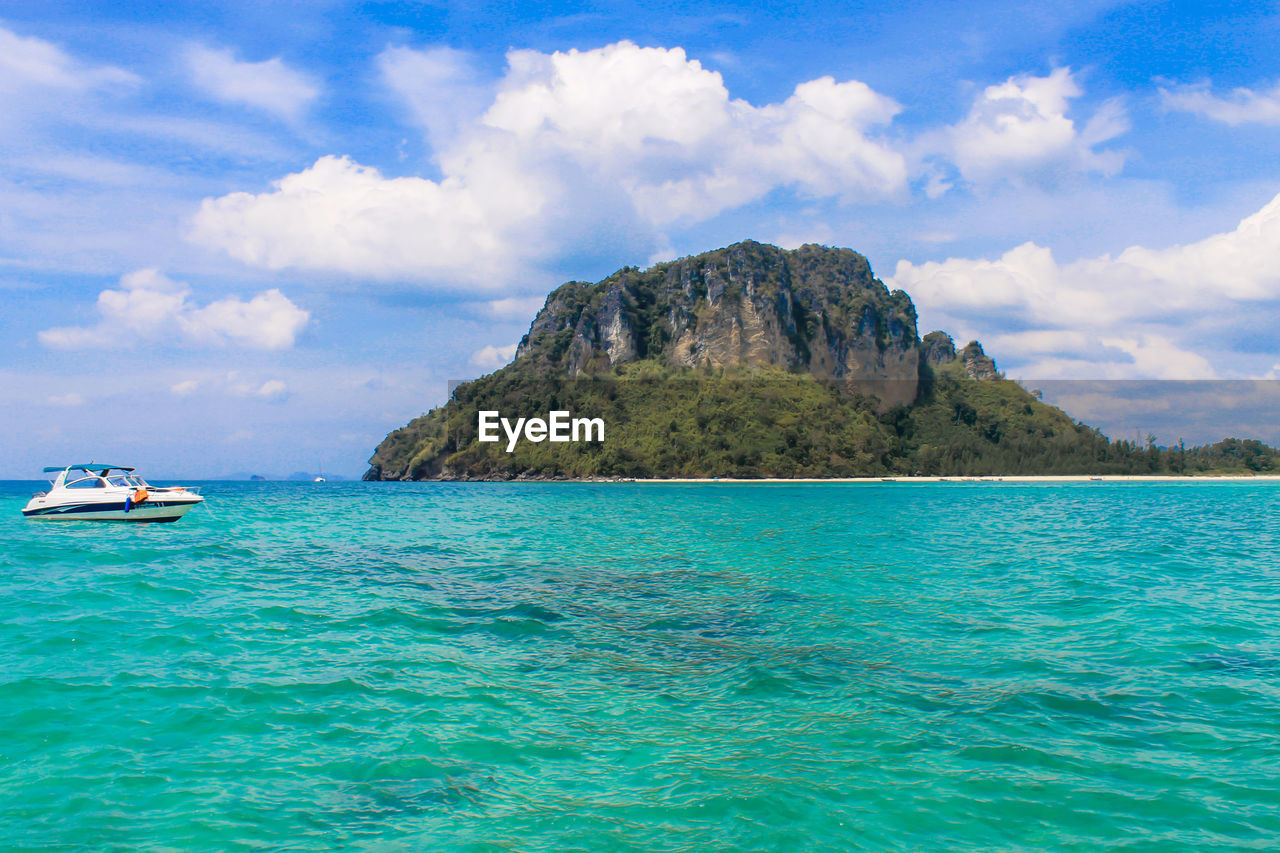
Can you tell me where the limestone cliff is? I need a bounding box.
[921,333,1000,380]
[515,241,921,407]
[960,341,1001,381]
[921,331,958,368]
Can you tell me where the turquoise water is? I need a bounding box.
[3,480,1280,851]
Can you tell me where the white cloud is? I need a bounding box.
[483,296,545,318]
[481,44,905,223]
[1161,80,1280,126]
[38,268,310,350]
[0,26,136,93]
[941,68,1127,184]
[253,379,289,401]
[772,223,835,251]
[193,41,907,287]
[635,75,906,223]
[186,45,319,121]
[984,329,1217,380]
[10,153,183,188]
[170,373,290,402]
[191,155,526,286]
[470,343,518,370]
[379,45,488,149]
[888,191,1280,378]
[46,392,85,407]
[181,289,311,349]
[1099,334,1217,379]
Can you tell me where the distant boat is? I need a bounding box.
[23,464,204,523]
[314,464,326,483]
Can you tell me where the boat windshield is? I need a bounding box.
[49,467,146,489]
[65,475,107,489]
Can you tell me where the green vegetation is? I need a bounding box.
[367,357,1280,480]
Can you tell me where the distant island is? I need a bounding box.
[366,241,1278,480]
[209,472,348,482]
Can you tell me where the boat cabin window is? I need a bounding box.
[65,475,107,488]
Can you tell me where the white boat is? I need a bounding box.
[22,464,204,523]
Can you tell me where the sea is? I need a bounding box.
[2,479,1279,851]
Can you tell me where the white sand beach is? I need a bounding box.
[625,474,1280,483]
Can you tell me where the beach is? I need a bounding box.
[630,474,1280,483]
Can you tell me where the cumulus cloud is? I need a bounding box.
[379,45,488,149]
[940,68,1127,184]
[1161,80,1280,126]
[470,343,519,370]
[186,45,319,121]
[888,191,1280,378]
[193,41,907,287]
[38,269,310,350]
[192,155,526,286]
[183,288,311,349]
[482,44,905,222]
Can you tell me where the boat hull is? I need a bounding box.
[22,498,201,523]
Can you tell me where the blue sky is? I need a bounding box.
[3,1,1280,477]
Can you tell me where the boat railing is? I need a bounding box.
[154,485,202,495]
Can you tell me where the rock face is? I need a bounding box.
[516,241,921,407]
[960,341,1001,381]
[921,331,958,369]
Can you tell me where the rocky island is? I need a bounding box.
[366,241,1277,480]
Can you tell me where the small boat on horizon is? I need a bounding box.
[22,464,205,523]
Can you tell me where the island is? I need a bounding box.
[366,241,1278,481]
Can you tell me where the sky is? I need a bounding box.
[3,0,1280,477]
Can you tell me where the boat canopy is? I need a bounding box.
[43,464,135,473]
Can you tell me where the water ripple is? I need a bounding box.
[1,480,1279,850]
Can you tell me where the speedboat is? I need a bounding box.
[22,464,204,523]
